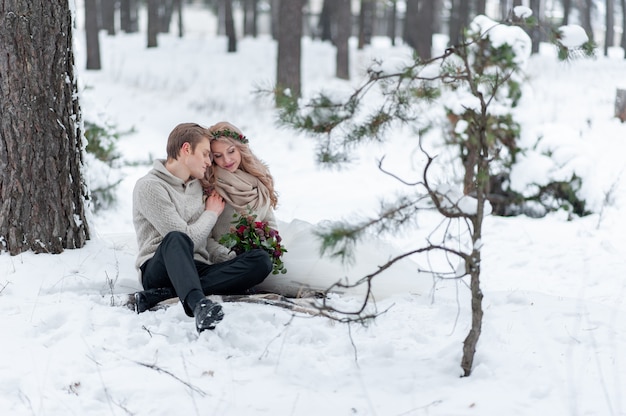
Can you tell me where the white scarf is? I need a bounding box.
[214,167,272,219]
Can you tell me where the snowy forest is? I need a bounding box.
[1,0,625,415]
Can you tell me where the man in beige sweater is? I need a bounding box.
[132,123,272,333]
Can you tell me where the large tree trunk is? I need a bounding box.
[0,0,90,255]
[85,0,102,70]
[276,0,303,100]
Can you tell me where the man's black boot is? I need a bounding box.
[134,287,177,314]
[194,299,224,333]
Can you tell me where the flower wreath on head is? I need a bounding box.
[211,129,249,145]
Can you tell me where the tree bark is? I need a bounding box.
[224,0,237,52]
[387,0,397,46]
[604,0,615,56]
[175,0,183,38]
[416,0,434,60]
[318,0,333,42]
[615,89,626,122]
[160,0,174,33]
[499,0,508,20]
[621,0,626,58]
[357,0,375,49]
[432,0,443,33]
[335,0,351,80]
[476,0,487,14]
[101,0,116,35]
[461,229,484,376]
[403,0,419,50]
[147,0,159,47]
[581,0,594,42]
[243,0,258,37]
[270,0,280,40]
[85,0,102,70]
[449,0,470,46]
[529,0,541,54]
[276,0,303,99]
[0,0,90,255]
[120,0,139,33]
[461,95,490,377]
[562,0,571,25]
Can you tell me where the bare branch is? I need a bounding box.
[377,155,424,186]
[134,361,207,397]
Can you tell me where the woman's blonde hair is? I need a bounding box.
[205,121,278,208]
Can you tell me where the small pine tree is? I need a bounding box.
[276,10,594,376]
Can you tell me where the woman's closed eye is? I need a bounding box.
[213,148,235,159]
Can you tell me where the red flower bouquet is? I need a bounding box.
[219,212,287,275]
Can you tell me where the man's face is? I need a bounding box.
[185,137,212,179]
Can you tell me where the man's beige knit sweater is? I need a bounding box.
[132,160,230,284]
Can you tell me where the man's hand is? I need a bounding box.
[205,192,225,215]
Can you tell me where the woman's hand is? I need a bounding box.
[205,191,225,215]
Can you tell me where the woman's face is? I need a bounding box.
[210,140,242,173]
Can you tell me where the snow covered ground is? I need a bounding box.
[1,4,625,415]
